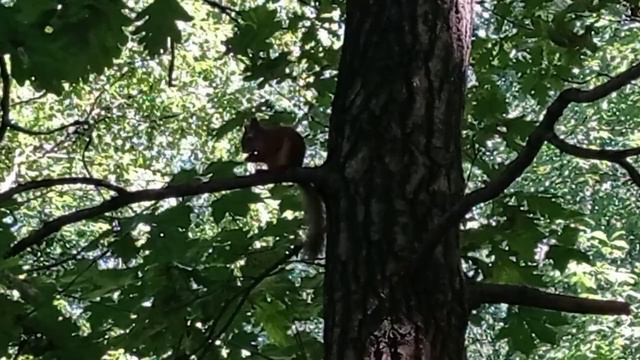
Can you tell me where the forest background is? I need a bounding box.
[0,0,639,359]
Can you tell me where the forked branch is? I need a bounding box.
[548,133,640,187]
[3,167,322,258]
[416,60,640,264]
[468,282,631,315]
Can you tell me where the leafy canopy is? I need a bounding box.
[0,0,638,359]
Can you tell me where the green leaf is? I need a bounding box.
[557,225,580,247]
[261,331,323,358]
[255,300,291,346]
[148,203,193,261]
[12,0,58,23]
[26,303,105,359]
[168,168,200,185]
[270,184,303,213]
[110,232,139,262]
[311,76,337,96]
[211,229,254,262]
[496,315,537,355]
[520,308,568,344]
[133,0,193,56]
[546,245,591,272]
[502,208,546,259]
[84,268,138,298]
[461,225,498,253]
[243,241,290,278]
[245,52,291,85]
[521,193,583,220]
[502,117,537,150]
[525,317,558,345]
[0,295,23,355]
[260,218,303,239]
[211,116,245,141]
[9,0,131,93]
[203,160,242,178]
[226,5,283,58]
[269,111,297,126]
[211,189,262,222]
[192,264,235,289]
[86,298,136,330]
[0,222,16,257]
[539,310,570,327]
[489,248,545,286]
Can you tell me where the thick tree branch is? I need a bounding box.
[4,167,322,258]
[468,282,631,315]
[0,177,129,204]
[415,61,640,266]
[0,55,11,144]
[548,133,640,187]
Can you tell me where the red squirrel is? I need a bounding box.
[241,117,325,258]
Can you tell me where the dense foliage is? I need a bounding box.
[0,0,638,359]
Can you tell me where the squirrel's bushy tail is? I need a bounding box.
[299,184,325,259]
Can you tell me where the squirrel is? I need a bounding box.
[241,117,325,258]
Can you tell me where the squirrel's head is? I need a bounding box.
[241,117,263,154]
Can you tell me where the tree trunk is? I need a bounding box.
[324,1,474,359]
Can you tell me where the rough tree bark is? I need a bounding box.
[324,0,474,359]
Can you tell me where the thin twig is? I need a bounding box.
[202,0,241,24]
[79,132,111,202]
[464,142,480,192]
[81,134,95,180]
[0,55,11,143]
[293,326,309,359]
[11,338,25,360]
[168,39,176,87]
[25,235,104,273]
[12,92,47,107]
[65,293,135,314]
[59,249,109,294]
[196,245,301,358]
[7,120,86,136]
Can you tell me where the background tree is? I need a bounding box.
[0,0,639,359]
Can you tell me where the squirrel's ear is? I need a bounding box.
[249,117,260,127]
